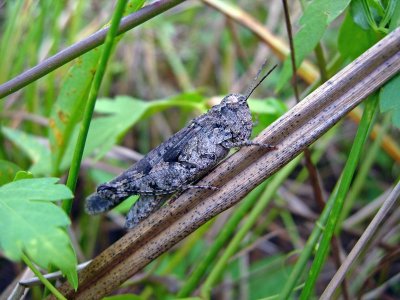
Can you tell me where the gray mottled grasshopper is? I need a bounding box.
[85,63,277,228]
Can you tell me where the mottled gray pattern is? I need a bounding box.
[85,65,276,228]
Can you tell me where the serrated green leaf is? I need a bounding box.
[392,109,400,128]
[0,160,21,186]
[276,0,351,91]
[0,177,77,289]
[1,127,51,175]
[169,91,205,103]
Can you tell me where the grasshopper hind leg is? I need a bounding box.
[125,194,170,229]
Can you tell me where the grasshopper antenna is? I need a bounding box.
[244,62,277,100]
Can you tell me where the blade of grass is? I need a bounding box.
[277,195,303,249]
[22,253,67,300]
[62,0,128,213]
[277,184,337,300]
[200,156,301,298]
[321,179,400,298]
[0,0,187,99]
[299,95,379,299]
[340,112,393,222]
[157,24,194,91]
[0,0,24,84]
[177,180,270,297]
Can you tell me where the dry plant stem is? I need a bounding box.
[359,247,400,297]
[281,0,300,101]
[321,181,400,299]
[0,0,187,99]
[50,28,400,300]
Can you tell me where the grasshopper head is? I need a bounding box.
[221,93,247,105]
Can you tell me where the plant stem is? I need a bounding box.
[22,253,67,300]
[63,0,128,213]
[299,95,379,299]
[340,112,393,222]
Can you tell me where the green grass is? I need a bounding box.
[0,1,399,299]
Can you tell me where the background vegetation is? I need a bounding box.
[0,0,399,299]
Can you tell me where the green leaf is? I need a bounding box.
[59,93,205,169]
[276,0,351,91]
[350,0,375,30]
[1,127,51,175]
[248,97,286,115]
[13,171,34,181]
[112,196,138,214]
[379,0,397,29]
[89,94,203,158]
[0,177,78,289]
[351,0,397,32]
[0,160,21,185]
[126,0,146,13]
[48,52,100,175]
[338,10,379,60]
[248,98,287,136]
[379,73,400,128]
[389,0,400,31]
[248,255,294,299]
[77,96,149,161]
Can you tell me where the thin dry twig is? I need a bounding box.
[321,181,400,299]
[50,27,400,300]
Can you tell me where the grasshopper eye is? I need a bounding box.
[97,185,117,199]
[222,94,245,105]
